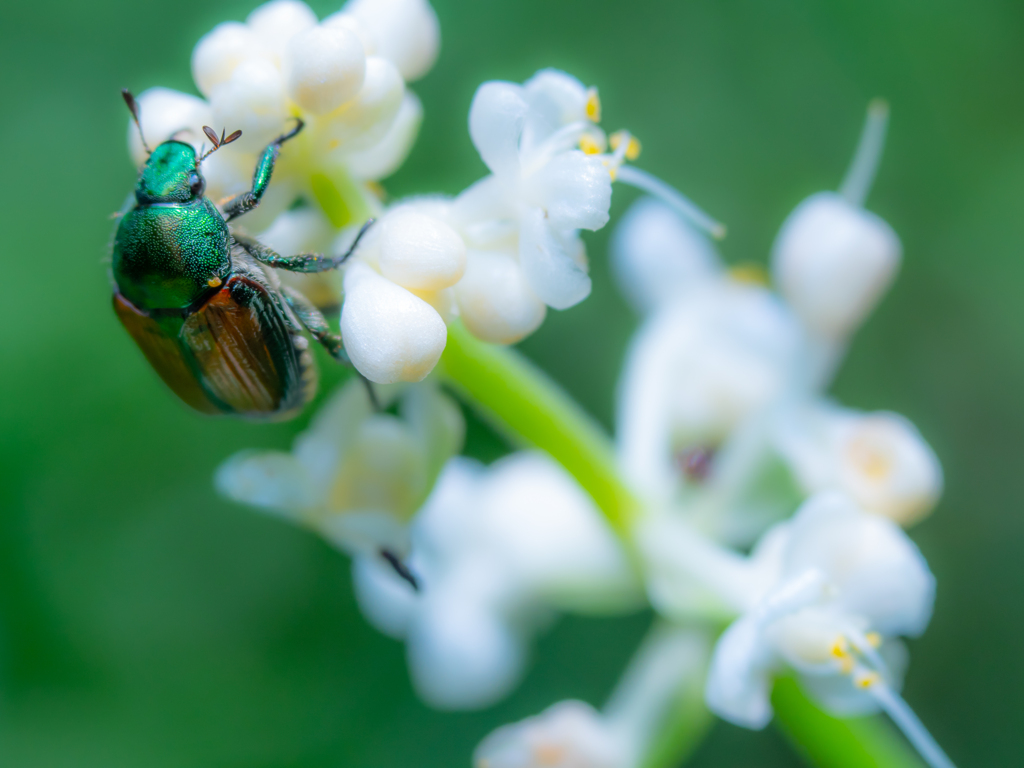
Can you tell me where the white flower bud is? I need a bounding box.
[246,0,318,63]
[284,25,366,115]
[343,92,423,180]
[378,209,466,291]
[455,250,547,344]
[342,0,440,81]
[772,192,901,339]
[321,12,376,55]
[127,88,211,166]
[341,261,447,383]
[776,406,943,527]
[191,22,260,98]
[320,56,404,151]
[475,700,627,768]
[210,57,289,153]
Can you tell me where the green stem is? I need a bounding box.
[438,321,640,539]
[438,322,926,768]
[772,677,926,768]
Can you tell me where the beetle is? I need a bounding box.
[112,89,373,420]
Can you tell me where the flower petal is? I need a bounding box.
[518,207,591,310]
[705,614,776,728]
[343,92,423,180]
[284,24,366,115]
[352,553,418,638]
[128,88,211,166]
[215,449,319,520]
[341,261,448,383]
[454,249,547,344]
[341,0,440,81]
[469,81,528,179]
[526,149,611,231]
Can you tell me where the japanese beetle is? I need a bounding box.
[112,90,372,420]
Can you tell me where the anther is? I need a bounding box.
[865,631,883,648]
[854,670,881,689]
[585,87,601,122]
[579,134,603,155]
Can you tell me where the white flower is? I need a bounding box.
[453,75,611,311]
[774,403,943,526]
[705,492,934,729]
[617,274,802,502]
[336,0,440,82]
[771,101,901,340]
[474,700,629,768]
[352,453,637,709]
[610,196,720,315]
[215,378,463,555]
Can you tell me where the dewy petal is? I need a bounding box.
[518,207,592,310]
[469,81,528,179]
[341,0,440,81]
[407,561,526,710]
[191,22,262,98]
[352,553,418,638]
[246,0,319,63]
[782,493,935,637]
[128,88,212,166]
[610,197,721,315]
[215,449,320,520]
[705,614,776,729]
[343,92,423,180]
[340,261,448,383]
[526,150,611,232]
[454,250,547,344]
[284,24,366,115]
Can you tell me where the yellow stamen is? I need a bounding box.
[854,671,881,689]
[366,179,388,200]
[830,637,849,659]
[585,87,601,122]
[207,276,223,288]
[579,134,602,155]
[609,130,641,161]
[328,138,341,151]
[865,631,883,648]
[728,263,770,286]
[840,656,855,675]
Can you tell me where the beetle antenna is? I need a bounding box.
[199,125,243,162]
[121,88,151,155]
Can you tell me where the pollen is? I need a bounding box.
[830,637,849,658]
[208,276,223,288]
[585,87,601,122]
[579,134,603,155]
[728,263,770,286]
[609,131,642,161]
[854,671,881,689]
[865,631,883,648]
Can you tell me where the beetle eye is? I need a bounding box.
[189,173,205,197]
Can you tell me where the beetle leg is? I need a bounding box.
[232,219,374,273]
[280,285,382,411]
[222,120,305,221]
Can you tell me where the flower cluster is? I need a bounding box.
[147,4,961,766]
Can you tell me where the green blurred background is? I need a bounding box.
[1,0,1021,765]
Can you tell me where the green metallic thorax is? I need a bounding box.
[112,141,231,309]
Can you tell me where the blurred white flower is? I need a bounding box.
[610,195,720,315]
[774,403,943,526]
[616,254,802,502]
[705,493,934,728]
[475,700,628,768]
[352,453,638,709]
[771,101,901,341]
[215,378,463,555]
[129,0,439,243]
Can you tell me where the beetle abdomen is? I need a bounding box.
[114,274,316,420]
